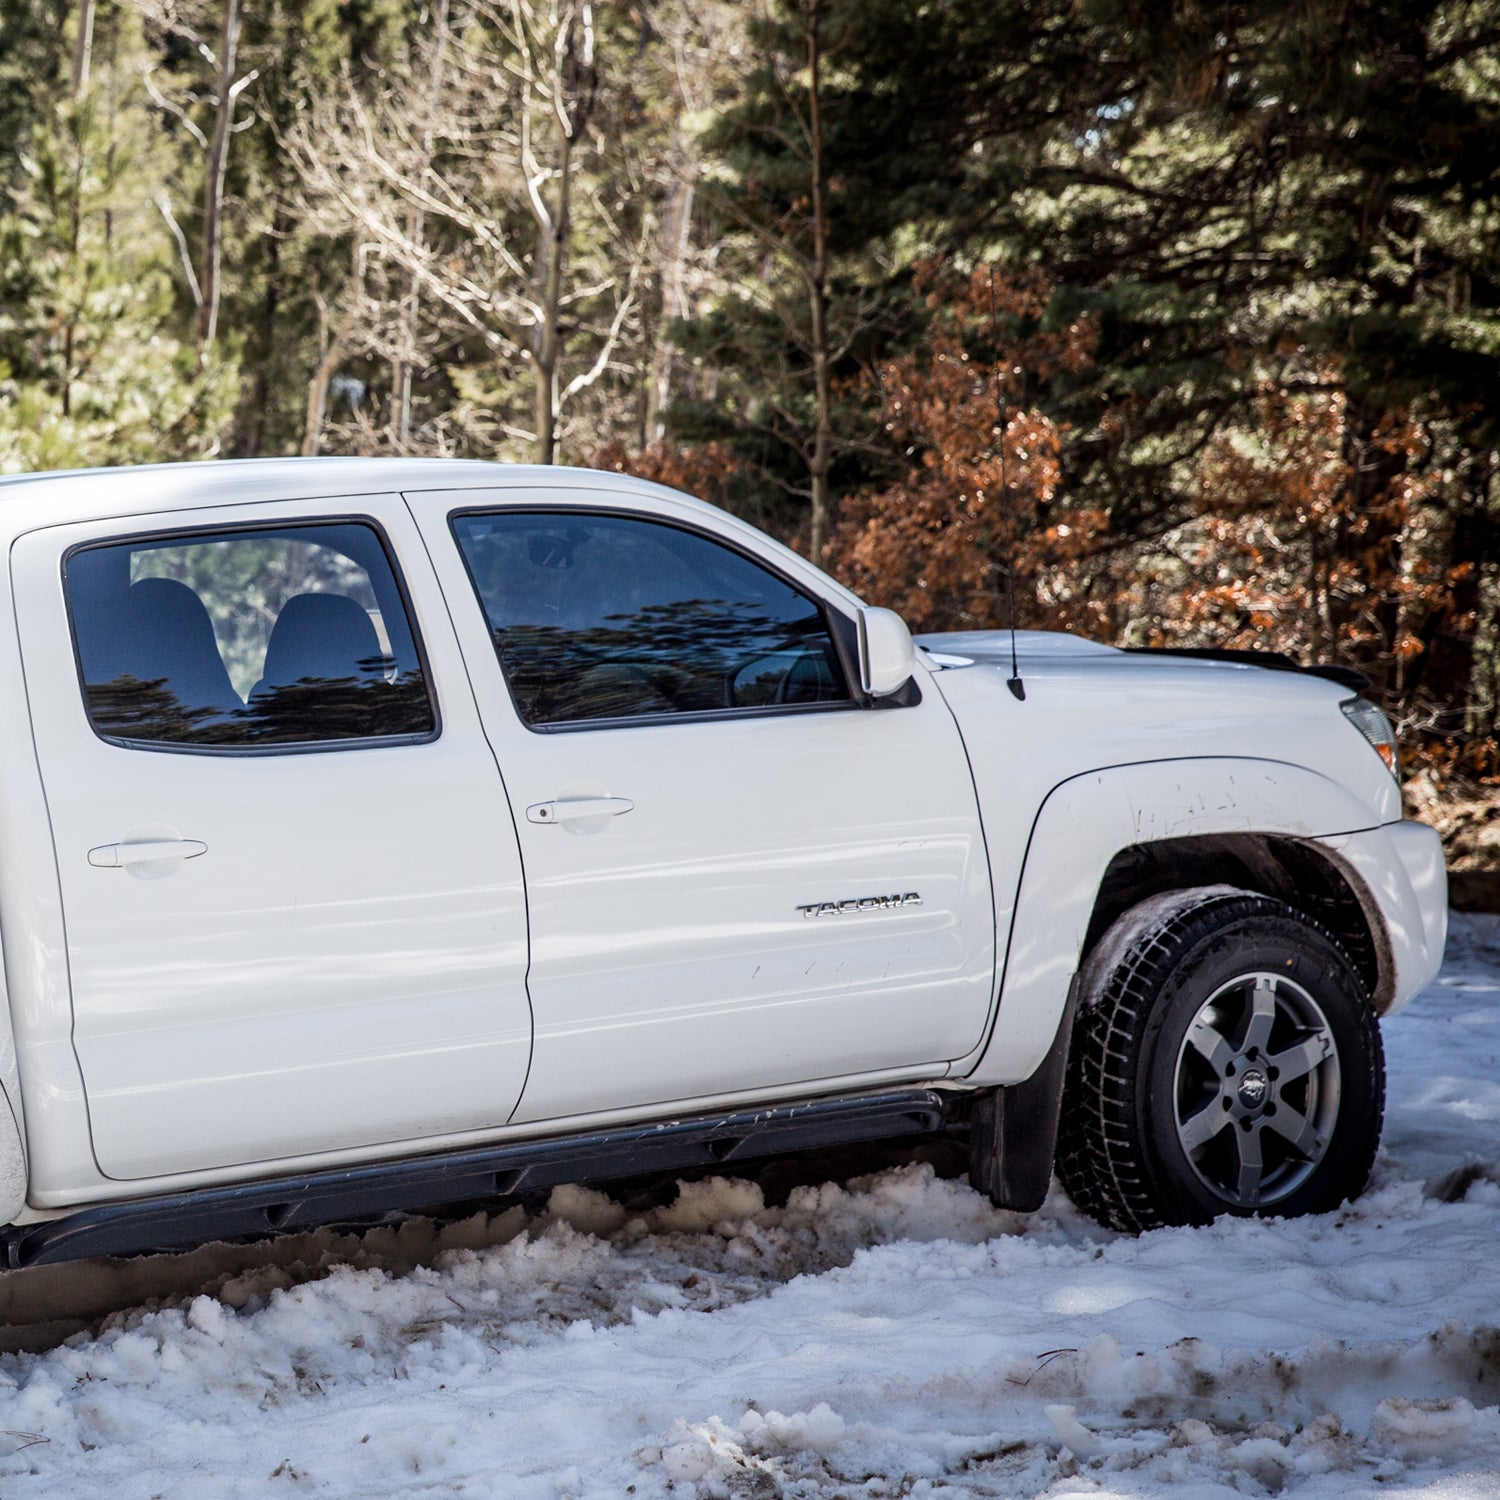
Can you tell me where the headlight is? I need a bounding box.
[1341,697,1400,781]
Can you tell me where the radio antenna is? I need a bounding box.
[988,266,1025,701]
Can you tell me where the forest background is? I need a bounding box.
[3,0,1498,870]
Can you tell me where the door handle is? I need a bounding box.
[526,797,634,825]
[88,839,208,868]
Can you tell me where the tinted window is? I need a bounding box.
[67,522,435,748]
[450,512,849,727]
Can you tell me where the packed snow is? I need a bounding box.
[1,914,1498,1498]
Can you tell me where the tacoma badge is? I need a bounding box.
[796,893,923,918]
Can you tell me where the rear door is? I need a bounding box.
[410,489,996,1123]
[13,496,533,1180]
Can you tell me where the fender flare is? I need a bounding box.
[960,756,1381,1088]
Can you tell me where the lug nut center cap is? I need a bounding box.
[1237,1068,1270,1109]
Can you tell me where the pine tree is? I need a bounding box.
[0,0,70,189]
[0,2,234,471]
[795,0,1500,753]
[225,0,404,456]
[666,0,891,559]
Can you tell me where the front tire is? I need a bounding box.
[1056,891,1384,1232]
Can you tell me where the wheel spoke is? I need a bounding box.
[1186,1014,1236,1075]
[1241,977,1278,1055]
[1233,1123,1266,1203]
[1264,1102,1324,1162]
[1268,1032,1331,1086]
[1178,1102,1232,1155]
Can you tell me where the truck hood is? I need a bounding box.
[917,629,1367,693]
[913,628,1401,828]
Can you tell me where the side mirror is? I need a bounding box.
[858,606,915,698]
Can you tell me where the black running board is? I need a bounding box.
[3,1087,955,1268]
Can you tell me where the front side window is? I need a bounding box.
[67,521,435,748]
[450,511,850,727]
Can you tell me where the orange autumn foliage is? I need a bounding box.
[589,438,745,512]
[823,263,1106,634]
[589,280,1487,780]
[1130,370,1473,732]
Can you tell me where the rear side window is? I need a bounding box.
[66,522,435,749]
[450,511,850,728]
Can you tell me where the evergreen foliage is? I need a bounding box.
[0,0,1497,776]
[0,3,234,470]
[0,0,70,187]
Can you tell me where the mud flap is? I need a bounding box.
[0,1085,25,1227]
[969,978,1079,1211]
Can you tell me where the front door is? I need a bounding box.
[411,490,996,1123]
[14,496,533,1180]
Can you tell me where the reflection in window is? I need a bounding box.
[451,512,849,726]
[67,523,435,748]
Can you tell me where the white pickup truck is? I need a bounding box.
[0,459,1447,1265]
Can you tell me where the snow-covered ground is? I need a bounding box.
[1,915,1498,1499]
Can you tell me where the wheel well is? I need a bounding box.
[1081,834,1390,1011]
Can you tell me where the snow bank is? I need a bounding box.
[0,913,1494,1497]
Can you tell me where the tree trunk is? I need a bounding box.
[302,345,340,457]
[303,240,362,456]
[646,173,694,444]
[70,0,97,98]
[1336,399,1408,696]
[806,0,831,566]
[392,0,452,446]
[532,120,575,465]
[61,0,100,418]
[244,199,286,455]
[520,0,593,465]
[198,0,242,348]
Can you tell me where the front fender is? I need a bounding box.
[958,757,1383,1087]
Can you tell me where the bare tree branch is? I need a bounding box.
[153,190,204,309]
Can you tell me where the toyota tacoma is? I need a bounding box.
[0,459,1447,1265]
